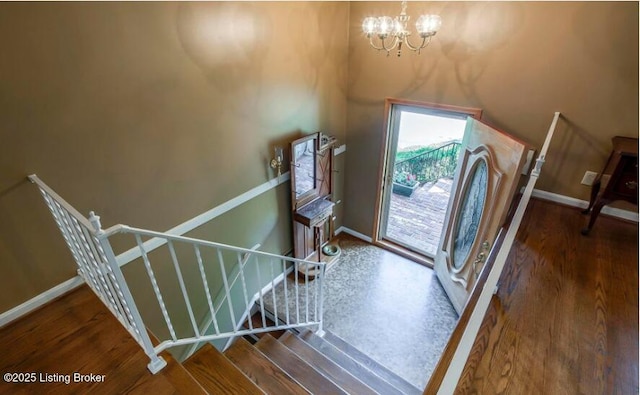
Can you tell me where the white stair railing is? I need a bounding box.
[28,174,325,373]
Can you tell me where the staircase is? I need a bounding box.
[0,286,421,395]
[16,176,423,394]
[183,328,422,395]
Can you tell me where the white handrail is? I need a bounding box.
[113,224,325,265]
[28,174,325,373]
[437,112,562,393]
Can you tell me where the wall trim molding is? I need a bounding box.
[335,226,373,243]
[116,173,291,267]
[0,276,84,329]
[528,188,638,223]
[1,175,291,325]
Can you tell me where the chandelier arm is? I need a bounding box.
[368,36,387,51]
[380,36,400,52]
[368,35,400,52]
[403,35,430,52]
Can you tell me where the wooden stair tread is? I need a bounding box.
[225,337,310,395]
[0,285,206,395]
[184,343,265,395]
[243,312,286,339]
[279,332,377,395]
[297,330,408,395]
[255,334,347,395]
[320,330,421,394]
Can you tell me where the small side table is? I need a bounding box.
[581,136,638,235]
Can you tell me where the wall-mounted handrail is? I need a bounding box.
[432,111,562,394]
[28,174,325,373]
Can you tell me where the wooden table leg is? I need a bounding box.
[581,198,610,235]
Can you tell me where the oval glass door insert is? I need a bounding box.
[452,159,488,270]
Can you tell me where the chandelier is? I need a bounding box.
[362,0,442,57]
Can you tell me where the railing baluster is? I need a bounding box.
[41,193,92,284]
[41,192,79,262]
[58,204,110,305]
[269,259,278,328]
[136,234,177,342]
[317,264,325,334]
[100,251,141,338]
[282,258,290,325]
[194,245,220,335]
[314,263,319,322]
[74,219,121,316]
[81,225,131,330]
[237,252,252,331]
[168,241,200,338]
[217,248,237,331]
[305,265,309,322]
[255,255,267,328]
[294,261,300,324]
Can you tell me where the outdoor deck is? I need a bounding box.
[386,178,452,256]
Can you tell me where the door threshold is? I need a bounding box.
[375,240,434,269]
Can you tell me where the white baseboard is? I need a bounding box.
[530,189,638,223]
[335,226,373,243]
[0,276,84,329]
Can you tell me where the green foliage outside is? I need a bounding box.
[395,140,460,162]
[394,141,461,185]
[393,171,418,187]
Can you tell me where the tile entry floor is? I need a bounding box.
[264,234,458,389]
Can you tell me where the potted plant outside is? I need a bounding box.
[392,172,420,197]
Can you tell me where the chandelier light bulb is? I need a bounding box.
[361,0,441,57]
[362,17,377,35]
[376,16,394,36]
[416,14,442,37]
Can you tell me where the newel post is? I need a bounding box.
[89,211,167,374]
[88,211,103,234]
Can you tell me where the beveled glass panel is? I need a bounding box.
[293,138,316,197]
[452,159,488,270]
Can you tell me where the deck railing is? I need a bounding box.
[29,174,325,373]
[394,141,461,184]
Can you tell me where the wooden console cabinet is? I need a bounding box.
[290,132,337,269]
[581,136,638,235]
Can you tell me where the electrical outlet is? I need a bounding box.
[581,171,598,186]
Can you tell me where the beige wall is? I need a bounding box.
[2,1,637,315]
[344,1,638,236]
[0,2,349,313]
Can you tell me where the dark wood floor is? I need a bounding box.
[0,286,205,395]
[0,198,636,394]
[456,199,638,394]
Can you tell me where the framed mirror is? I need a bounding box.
[291,133,319,208]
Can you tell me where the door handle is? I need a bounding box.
[472,241,491,275]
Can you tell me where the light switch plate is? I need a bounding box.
[581,171,598,186]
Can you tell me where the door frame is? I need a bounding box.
[372,98,482,267]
